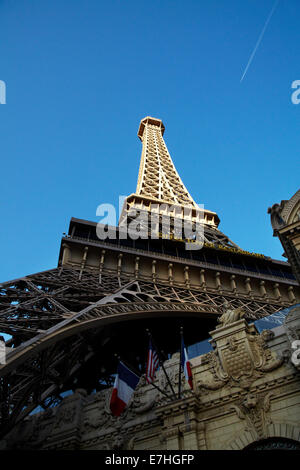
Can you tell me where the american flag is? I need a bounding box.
[146,339,160,383]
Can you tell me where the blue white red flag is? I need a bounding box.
[110,361,140,416]
[181,337,193,389]
[146,339,160,383]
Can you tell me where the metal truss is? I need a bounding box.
[136,117,197,207]
[0,266,289,438]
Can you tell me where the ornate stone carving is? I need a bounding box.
[80,370,167,450]
[126,435,136,450]
[268,203,287,231]
[111,434,125,450]
[197,319,284,394]
[130,374,158,414]
[161,426,179,441]
[247,330,284,373]
[197,351,228,391]
[83,389,112,432]
[231,391,274,439]
[277,189,300,226]
[283,305,300,370]
[8,409,55,449]
[216,302,245,328]
[54,405,76,429]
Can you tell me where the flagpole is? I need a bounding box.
[146,329,177,400]
[178,327,183,399]
[115,353,172,400]
[114,353,141,377]
[110,354,140,417]
[147,380,174,400]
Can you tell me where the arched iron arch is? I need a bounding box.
[0,302,218,439]
[0,265,289,440]
[1,301,219,373]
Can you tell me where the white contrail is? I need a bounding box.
[240,0,280,82]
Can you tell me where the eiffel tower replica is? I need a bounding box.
[0,116,299,440]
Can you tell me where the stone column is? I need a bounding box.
[200,269,206,290]
[168,263,173,286]
[245,277,252,296]
[230,275,236,293]
[260,280,267,298]
[163,428,181,450]
[197,422,207,450]
[135,256,140,279]
[273,283,281,300]
[179,410,200,450]
[288,286,296,303]
[156,395,202,452]
[215,272,221,291]
[62,243,71,265]
[184,266,190,288]
[152,260,157,283]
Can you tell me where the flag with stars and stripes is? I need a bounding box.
[146,339,159,383]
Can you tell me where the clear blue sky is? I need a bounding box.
[0,0,299,283]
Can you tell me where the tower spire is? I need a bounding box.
[119,116,239,248]
[136,116,197,207]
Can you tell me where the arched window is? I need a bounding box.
[244,438,300,451]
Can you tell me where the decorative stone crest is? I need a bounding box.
[197,318,284,393]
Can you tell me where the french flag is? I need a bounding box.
[110,361,140,417]
[181,337,193,390]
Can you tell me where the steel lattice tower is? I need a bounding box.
[0,117,299,439]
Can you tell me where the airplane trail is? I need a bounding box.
[240,0,280,82]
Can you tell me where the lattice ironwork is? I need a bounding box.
[119,116,240,249]
[136,117,197,207]
[0,265,290,438]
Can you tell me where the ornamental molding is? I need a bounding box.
[268,189,300,231]
[280,190,300,225]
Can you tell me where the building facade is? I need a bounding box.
[3,303,300,450]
